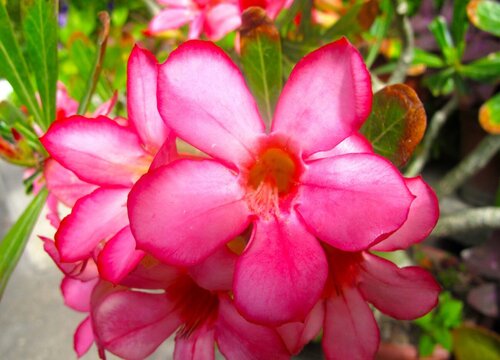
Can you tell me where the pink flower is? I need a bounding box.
[41,45,173,284]
[128,38,431,326]
[147,0,288,40]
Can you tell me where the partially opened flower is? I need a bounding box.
[41,45,174,284]
[128,38,420,326]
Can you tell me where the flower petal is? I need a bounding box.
[157,40,264,168]
[56,187,129,262]
[216,296,291,360]
[371,176,439,251]
[189,245,237,292]
[358,253,440,319]
[121,256,185,290]
[147,8,195,35]
[307,133,373,160]
[234,213,328,325]
[272,38,372,157]
[204,3,241,41]
[173,323,215,360]
[127,45,171,152]
[61,277,98,312]
[98,226,145,285]
[323,287,379,360]
[74,316,94,358]
[129,159,251,266]
[297,153,414,251]
[41,116,149,186]
[92,288,182,360]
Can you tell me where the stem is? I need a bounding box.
[388,0,414,85]
[435,134,500,197]
[405,96,458,177]
[432,207,500,237]
[142,0,161,16]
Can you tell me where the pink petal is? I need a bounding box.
[44,159,97,208]
[277,301,325,355]
[74,316,94,358]
[92,91,118,117]
[188,13,205,39]
[323,287,379,360]
[157,40,264,168]
[272,38,372,157]
[216,296,291,360]
[307,133,373,160]
[149,135,178,170]
[147,8,195,34]
[358,253,440,319]
[297,153,414,251]
[56,187,129,262]
[189,245,237,292]
[174,323,215,360]
[371,177,439,251]
[61,276,98,312]
[127,45,171,152]
[233,213,328,325]
[55,82,78,120]
[97,226,146,285]
[121,256,185,290]
[41,116,149,187]
[129,159,251,266]
[92,289,182,360]
[204,3,241,41]
[46,193,61,228]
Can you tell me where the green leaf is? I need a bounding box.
[22,0,58,130]
[0,188,47,300]
[451,0,469,58]
[459,52,500,81]
[467,0,500,37]
[361,84,427,167]
[414,48,445,68]
[479,93,500,134]
[419,334,436,356]
[453,326,500,360]
[0,2,43,126]
[428,16,457,64]
[424,68,454,96]
[240,7,282,128]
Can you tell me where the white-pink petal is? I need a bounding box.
[74,316,95,358]
[147,8,195,35]
[204,3,241,41]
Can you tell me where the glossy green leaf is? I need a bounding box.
[0,3,42,126]
[451,0,468,58]
[361,84,427,167]
[429,16,457,64]
[22,0,58,130]
[414,48,445,68]
[0,188,47,300]
[467,0,500,37]
[459,52,500,81]
[479,93,500,134]
[453,326,500,360]
[240,7,282,128]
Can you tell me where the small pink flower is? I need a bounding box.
[128,38,433,326]
[41,45,174,284]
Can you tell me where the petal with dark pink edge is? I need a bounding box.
[234,213,328,325]
[61,277,98,312]
[216,296,290,360]
[278,301,325,355]
[371,177,439,252]
[120,256,184,290]
[129,159,251,266]
[272,38,372,157]
[205,3,241,41]
[74,316,94,358]
[147,8,195,34]
[92,289,182,360]
[358,253,440,319]
[56,187,129,262]
[308,133,373,161]
[40,116,149,187]
[157,41,264,168]
[149,135,177,170]
[189,245,237,292]
[127,46,170,152]
[174,323,215,360]
[297,153,414,251]
[98,226,145,285]
[323,287,379,360]
[92,91,118,117]
[44,159,97,208]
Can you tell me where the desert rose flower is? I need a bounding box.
[128,38,423,326]
[41,45,173,284]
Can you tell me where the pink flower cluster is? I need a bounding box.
[41,38,440,359]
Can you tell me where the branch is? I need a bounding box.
[405,96,458,177]
[388,0,414,85]
[432,207,500,237]
[435,134,500,197]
